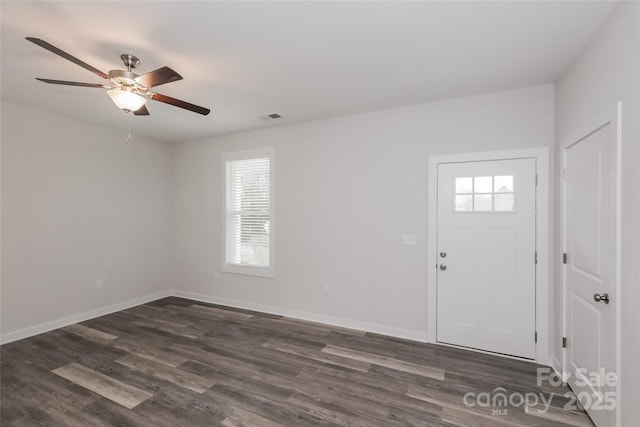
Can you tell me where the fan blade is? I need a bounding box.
[135,67,183,88]
[150,93,210,115]
[36,78,108,88]
[134,105,150,116]
[26,37,109,80]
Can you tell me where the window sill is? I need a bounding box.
[221,264,275,278]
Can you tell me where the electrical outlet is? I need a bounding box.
[322,283,332,295]
[402,234,418,246]
[95,280,103,290]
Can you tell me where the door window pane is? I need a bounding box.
[474,176,492,193]
[474,194,493,211]
[494,175,513,193]
[455,177,473,194]
[455,195,473,211]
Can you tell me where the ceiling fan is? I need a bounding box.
[26,37,210,116]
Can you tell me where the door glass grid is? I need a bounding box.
[455,175,514,212]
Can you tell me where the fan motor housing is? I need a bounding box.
[108,69,147,93]
[108,69,138,83]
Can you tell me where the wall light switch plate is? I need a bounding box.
[402,234,418,246]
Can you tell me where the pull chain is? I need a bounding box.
[125,113,132,144]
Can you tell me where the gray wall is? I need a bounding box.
[172,84,555,339]
[1,102,174,339]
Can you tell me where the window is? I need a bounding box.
[454,175,514,212]
[223,148,274,277]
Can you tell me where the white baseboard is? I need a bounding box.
[0,290,172,345]
[171,290,429,343]
[1,288,428,345]
[552,356,563,377]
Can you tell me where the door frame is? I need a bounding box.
[427,147,551,365]
[559,102,621,426]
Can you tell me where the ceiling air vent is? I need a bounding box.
[260,113,282,120]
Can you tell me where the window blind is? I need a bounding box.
[225,156,271,268]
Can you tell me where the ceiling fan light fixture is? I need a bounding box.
[27,38,210,116]
[107,88,147,112]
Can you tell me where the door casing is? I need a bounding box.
[427,147,550,365]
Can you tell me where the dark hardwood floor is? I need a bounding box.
[1,297,593,426]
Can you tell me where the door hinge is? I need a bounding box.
[535,332,538,343]
[562,337,567,348]
[535,252,538,264]
[563,253,567,264]
[535,174,538,186]
[562,168,569,181]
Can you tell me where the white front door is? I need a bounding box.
[563,109,618,426]
[437,158,536,359]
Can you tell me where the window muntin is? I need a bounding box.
[454,175,514,212]
[223,149,274,276]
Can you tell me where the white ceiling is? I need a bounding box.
[1,1,615,143]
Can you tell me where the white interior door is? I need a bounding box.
[437,158,536,359]
[563,113,618,427]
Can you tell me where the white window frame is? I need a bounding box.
[222,147,275,278]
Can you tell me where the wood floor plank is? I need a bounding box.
[122,304,184,320]
[2,335,75,371]
[13,403,117,427]
[387,406,455,427]
[262,340,371,372]
[115,354,215,393]
[81,398,169,427]
[169,343,264,376]
[189,304,253,320]
[212,318,327,350]
[53,362,153,409]
[132,317,201,339]
[408,385,578,427]
[1,359,101,425]
[295,367,443,420]
[182,359,295,402]
[194,336,302,377]
[323,344,446,380]
[222,406,286,427]
[280,316,367,337]
[207,383,337,427]
[525,401,594,427]
[441,406,522,427]
[286,393,390,427]
[297,361,410,395]
[7,408,115,427]
[110,337,189,368]
[133,393,228,426]
[189,303,255,320]
[62,323,118,343]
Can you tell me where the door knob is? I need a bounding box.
[593,293,610,304]
[440,252,447,258]
[439,264,447,271]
